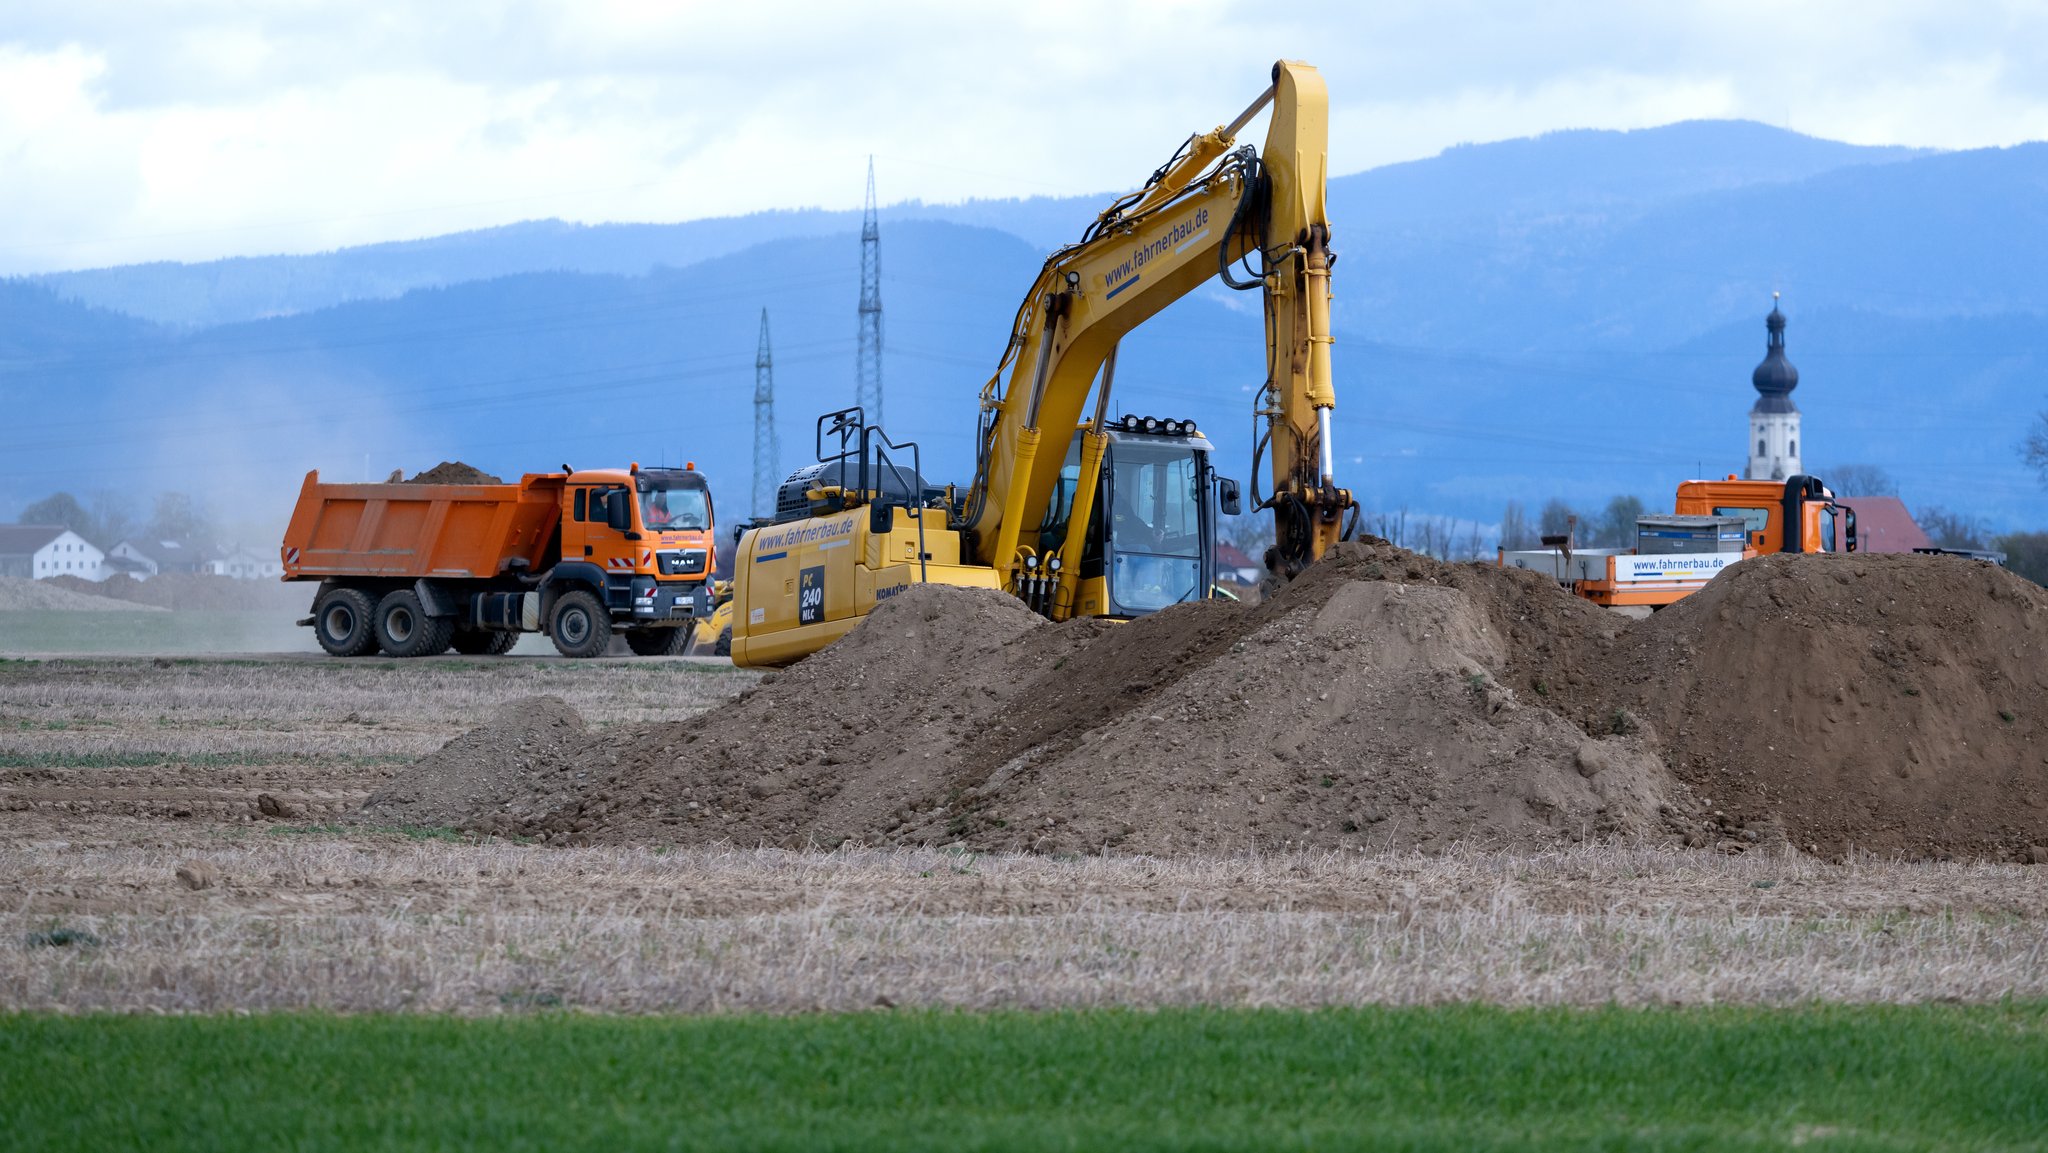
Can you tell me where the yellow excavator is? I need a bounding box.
[730,61,1352,667]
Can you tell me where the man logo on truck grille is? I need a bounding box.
[798,565,825,626]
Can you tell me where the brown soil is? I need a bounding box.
[1588,552,2048,861]
[0,576,167,612]
[359,697,588,829]
[48,572,307,613]
[379,539,2048,862]
[406,461,503,485]
[422,540,1688,855]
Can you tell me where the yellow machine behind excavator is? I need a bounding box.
[730,61,1353,668]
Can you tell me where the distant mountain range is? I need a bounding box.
[3,119,2042,536]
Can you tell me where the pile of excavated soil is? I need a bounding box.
[0,577,168,612]
[47,573,306,613]
[1586,552,2048,861]
[358,697,587,828]
[405,461,503,485]
[370,540,2048,861]
[395,541,1685,855]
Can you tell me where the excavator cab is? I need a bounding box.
[1038,415,1222,618]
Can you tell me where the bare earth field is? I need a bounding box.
[4,656,2045,1014]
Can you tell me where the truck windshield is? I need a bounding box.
[638,476,711,530]
[1108,441,1203,615]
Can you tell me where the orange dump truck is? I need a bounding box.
[280,464,716,658]
[1500,474,1858,614]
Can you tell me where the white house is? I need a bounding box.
[104,540,162,579]
[206,546,283,581]
[0,525,105,581]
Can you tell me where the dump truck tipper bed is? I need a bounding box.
[281,473,564,581]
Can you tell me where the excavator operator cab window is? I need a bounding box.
[1107,441,1205,616]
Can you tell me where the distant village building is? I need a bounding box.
[1745,295,1801,482]
[104,541,162,580]
[144,539,211,575]
[206,545,283,582]
[1834,497,1932,553]
[0,525,105,581]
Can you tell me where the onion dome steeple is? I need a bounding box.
[1744,293,1803,481]
[1750,293,1799,414]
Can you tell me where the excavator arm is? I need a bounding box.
[962,60,1352,608]
[726,61,1353,666]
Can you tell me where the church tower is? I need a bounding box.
[1746,294,1801,481]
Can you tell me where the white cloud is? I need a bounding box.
[3,0,2048,272]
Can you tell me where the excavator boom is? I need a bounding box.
[728,62,1352,666]
[966,61,1350,589]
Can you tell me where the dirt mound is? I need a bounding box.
[1590,552,2048,861]
[47,573,306,613]
[405,551,1682,855]
[0,577,167,612]
[405,461,502,485]
[374,540,2048,861]
[358,696,587,828]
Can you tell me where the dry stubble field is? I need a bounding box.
[4,655,2045,1014]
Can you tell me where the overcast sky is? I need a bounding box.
[3,0,2047,274]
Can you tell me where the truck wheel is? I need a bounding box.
[375,590,454,658]
[313,587,379,657]
[713,626,732,657]
[549,590,611,659]
[625,628,687,656]
[451,628,515,656]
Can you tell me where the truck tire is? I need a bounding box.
[451,628,517,656]
[549,590,611,659]
[713,626,732,657]
[313,587,380,657]
[625,627,687,656]
[375,590,454,658]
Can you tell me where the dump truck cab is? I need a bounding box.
[558,465,716,625]
[1675,474,1857,556]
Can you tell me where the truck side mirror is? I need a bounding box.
[1843,507,1858,553]
[1218,477,1242,517]
[605,491,630,531]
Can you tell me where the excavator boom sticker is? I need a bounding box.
[1102,206,1211,299]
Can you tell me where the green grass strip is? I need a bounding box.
[2,1004,2044,1151]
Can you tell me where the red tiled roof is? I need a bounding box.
[1216,543,1258,568]
[1836,496,1932,553]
